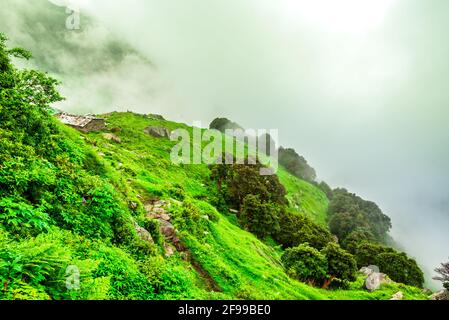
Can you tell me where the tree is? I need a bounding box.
[329,211,369,243]
[224,163,287,209]
[341,228,376,254]
[327,189,392,243]
[321,242,357,288]
[318,181,333,200]
[354,242,424,288]
[240,195,281,239]
[377,252,424,288]
[274,212,333,250]
[434,260,449,290]
[281,243,328,286]
[353,241,393,268]
[209,117,243,133]
[278,147,317,182]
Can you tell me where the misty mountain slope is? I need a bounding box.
[0,30,431,300]
[67,113,432,300]
[0,106,428,299]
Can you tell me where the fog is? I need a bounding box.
[1,0,448,289]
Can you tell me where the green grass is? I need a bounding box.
[278,169,330,227]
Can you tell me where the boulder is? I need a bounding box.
[365,272,383,292]
[164,243,175,257]
[359,265,380,276]
[144,126,171,138]
[159,219,176,240]
[390,291,404,300]
[134,222,154,244]
[103,133,122,144]
[145,200,172,221]
[430,289,448,300]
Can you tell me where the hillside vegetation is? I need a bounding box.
[0,34,429,300]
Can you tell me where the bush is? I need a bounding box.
[341,228,376,254]
[327,189,391,243]
[274,212,333,250]
[353,242,391,268]
[240,195,281,239]
[354,242,424,287]
[321,243,357,287]
[281,243,328,286]
[376,252,424,288]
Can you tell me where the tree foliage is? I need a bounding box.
[240,195,281,239]
[274,212,333,250]
[281,243,328,286]
[321,242,357,287]
[353,242,424,288]
[433,260,449,290]
[328,188,391,243]
[278,147,316,182]
[209,117,243,133]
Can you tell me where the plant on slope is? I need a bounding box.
[281,243,328,286]
[321,242,357,289]
[240,195,281,239]
[274,212,333,250]
[354,242,424,288]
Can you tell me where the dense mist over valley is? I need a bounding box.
[1,0,448,289]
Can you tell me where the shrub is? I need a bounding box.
[377,252,424,288]
[274,212,333,250]
[354,242,424,288]
[321,243,357,288]
[240,195,281,239]
[327,189,392,242]
[281,243,328,286]
[341,228,376,254]
[0,198,50,238]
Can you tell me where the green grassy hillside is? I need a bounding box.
[65,111,426,300]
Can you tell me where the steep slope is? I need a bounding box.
[72,111,427,300]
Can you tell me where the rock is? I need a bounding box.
[103,133,122,144]
[159,213,171,221]
[159,219,176,240]
[145,200,171,221]
[164,243,175,257]
[430,289,448,300]
[390,291,404,300]
[144,126,171,138]
[365,272,383,292]
[134,222,154,244]
[360,265,380,276]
